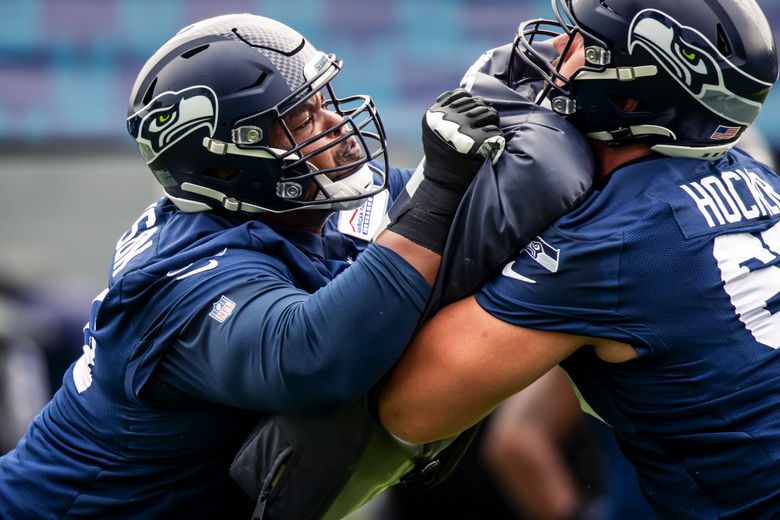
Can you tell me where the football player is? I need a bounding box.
[0,14,505,518]
[380,0,780,516]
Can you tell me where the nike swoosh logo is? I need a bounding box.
[502,262,536,284]
[168,259,219,280]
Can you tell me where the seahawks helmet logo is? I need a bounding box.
[628,9,772,126]
[127,86,218,164]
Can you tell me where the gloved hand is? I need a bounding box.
[423,88,505,185]
[387,89,504,254]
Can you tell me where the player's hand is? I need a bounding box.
[421,88,505,195]
[385,89,504,255]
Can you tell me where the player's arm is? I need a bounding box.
[378,295,587,444]
[154,245,429,413]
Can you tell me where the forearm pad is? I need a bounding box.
[385,177,465,255]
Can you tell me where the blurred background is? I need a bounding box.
[1,1,780,518]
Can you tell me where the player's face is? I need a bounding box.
[268,91,363,177]
[551,32,585,85]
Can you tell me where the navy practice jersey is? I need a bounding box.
[477,148,780,518]
[0,167,427,518]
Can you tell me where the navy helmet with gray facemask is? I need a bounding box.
[512,0,778,160]
[127,14,389,214]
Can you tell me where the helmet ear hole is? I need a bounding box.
[607,95,641,113]
[203,167,243,182]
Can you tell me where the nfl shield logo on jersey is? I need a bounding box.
[209,295,236,323]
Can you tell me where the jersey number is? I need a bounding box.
[714,220,780,348]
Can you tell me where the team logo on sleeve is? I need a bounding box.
[502,236,560,283]
[209,295,236,323]
[524,237,560,272]
[127,85,218,164]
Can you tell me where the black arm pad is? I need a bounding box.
[385,177,465,255]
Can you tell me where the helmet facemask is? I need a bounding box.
[510,0,610,115]
[225,51,390,212]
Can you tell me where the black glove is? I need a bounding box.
[387,88,505,254]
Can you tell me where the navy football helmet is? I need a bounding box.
[127,14,389,213]
[513,0,778,159]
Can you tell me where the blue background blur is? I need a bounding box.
[3,0,779,149]
[1,0,780,294]
[0,0,546,152]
